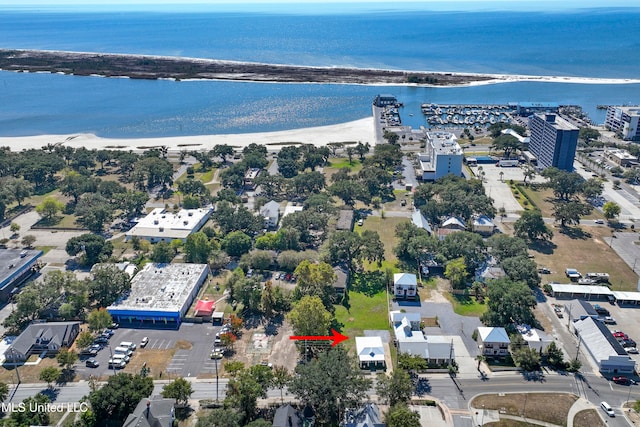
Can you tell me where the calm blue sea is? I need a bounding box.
[1,5,640,137]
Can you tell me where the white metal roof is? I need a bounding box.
[355,337,385,363]
[550,283,614,295]
[394,273,417,286]
[477,327,510,344]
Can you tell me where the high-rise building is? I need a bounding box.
[528,113,578,171]
[418,132,463,180]
[605,106,640,141]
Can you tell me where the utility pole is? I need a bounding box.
[214,356,219,403]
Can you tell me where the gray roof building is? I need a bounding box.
[336,210,354,231]
[344,403,385,427]
[260,201,281,228]
[573,317,636,374]
[0,248,42,302]
[411,210,432,234]
[563,299,599,322]
[122,395,175,427]
[5,321,80,362]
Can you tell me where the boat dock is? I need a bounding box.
[421,103,516,129]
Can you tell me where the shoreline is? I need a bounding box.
[3,49,640,87]
[0,117,376,153]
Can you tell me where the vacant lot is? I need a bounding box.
[335,291,389,352]
[573,409,606,427]
[472,393,577,426]
[359,215,409,267]
[518,186,603,221]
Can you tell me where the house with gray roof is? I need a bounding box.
[336,210,354,231]
[122,395,175,427]
[476,327,510,357]
[273,404,315,427]
[344,403,385,427]
[411,210,432,234]
[5,321,80,362]
[260,200,281,229]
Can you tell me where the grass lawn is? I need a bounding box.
[573,409,606,427]
[359,216,409,266]
[0,355,61,384]
[444,293,488,317]
[328,157,363,170]
[517,185,604,221]
[485,421,538,427]
[335,291,389,352]
[471,393,577,426]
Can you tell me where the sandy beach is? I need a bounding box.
[0,117,375,153]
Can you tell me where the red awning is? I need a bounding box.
[194,299,215,317]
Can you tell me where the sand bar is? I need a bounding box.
[0,117,375,153]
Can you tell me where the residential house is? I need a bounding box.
[336,210,355,231]
[393,273,417,300]
[344,403,385,427]
[437,216,466,240]
[4,321,80,362]
[260,201,281,229]
[122,396,175,427]
[332,265,349,297]
[392,313,454,365]
[472,215,495,235]
[477,327,510,357]
[411,210,432,234]
[355,336,386,370]
[517,324,554,353]
[273,404,315,427]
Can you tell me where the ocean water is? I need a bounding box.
[1,6,640,137]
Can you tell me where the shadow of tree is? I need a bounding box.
[559,226,591,240]
[528,239,557,255]
[351,271,386,296]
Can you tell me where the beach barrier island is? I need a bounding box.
[0,49,494,86]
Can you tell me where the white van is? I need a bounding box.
[108,359,126,369]
[114,346,133,357]
[111,353,130,363]
[120,341,136,351]
[600,401,615,417]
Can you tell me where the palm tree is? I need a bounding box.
[271,366,291,403]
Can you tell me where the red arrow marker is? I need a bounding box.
[290,328,349,347]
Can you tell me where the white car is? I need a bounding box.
[594,219,605,224]
[140,337,149,348]
[357,219,364,226]
[625,347,639,354]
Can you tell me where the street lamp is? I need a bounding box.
[214,356,219,403]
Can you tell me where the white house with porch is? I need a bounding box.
[394,273,417,300]
[355,336,386,370]
[477,327,511,357]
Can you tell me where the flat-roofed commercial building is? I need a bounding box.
[528,113,578,171]
[0,249,42,302]
[573,317,636,374]
[605,106,640,141]
[107,263,209,328]
[418,132,463,181]
[125,207,213,243]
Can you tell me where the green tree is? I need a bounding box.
[21,235,36,248]
[500,255,541,288]
[386,404,421,427]
[541,168,584,201]
[324,230,384,273]
[444,257,468,290]
[75,193,115,233]
[481,278,537,327]
[376,369,413,407]
[545,341,565,369]
[184,231,213,263]
[271,366,291,403]
[288,295,332,338]
[289,347,372,425]
[0,382,8,403]
[212,144,235,163]
[2,176,34,207]
[9,222,20,233]
[294,260,337,309]
[225,366,271,424]
[36,196,65,220]
[511,345,541,371]
[261,280,276,318]
[437,231,486,272]
[66,234,113,267]
[88,373,154,424]
[87,308,113,332]
[578,127,601,143]
[383,130,400,144]
[39,366,61,388]
[161,377,194,406]
[195,408,242,427]
[10,393,50,427]
[222,231,252,258]
[487,234,528,262]
[514,210,553,241]
[552,200,592,227]
[491,134,521,158]
[56,348,78,371]
[603,201,621,221]
[76,331,95,349]
[150,241,174,263]
[88,265,131,307]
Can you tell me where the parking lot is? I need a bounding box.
[74,322,224,380]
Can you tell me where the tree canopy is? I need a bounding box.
[481,278,537,328]
[88,373,154,426]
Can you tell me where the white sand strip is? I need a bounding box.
[0,117,375,153]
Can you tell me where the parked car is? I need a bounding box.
[357,219,364,226]
[613,376,633,385]
[102,329,115,337]
[80,348,98,356]
[140,337,149,348]
[85,358,99,368]
[593,304,610,316]
[210,350,224,359]
[602,316,616,325]
[110,323,119,329]
[625,347,639,354]
[538,267,551,274]
[89,344,103,352]
[594,219,605,224]
[613,331,627,338]
[94,336,109,344]
[621,339,637,348]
